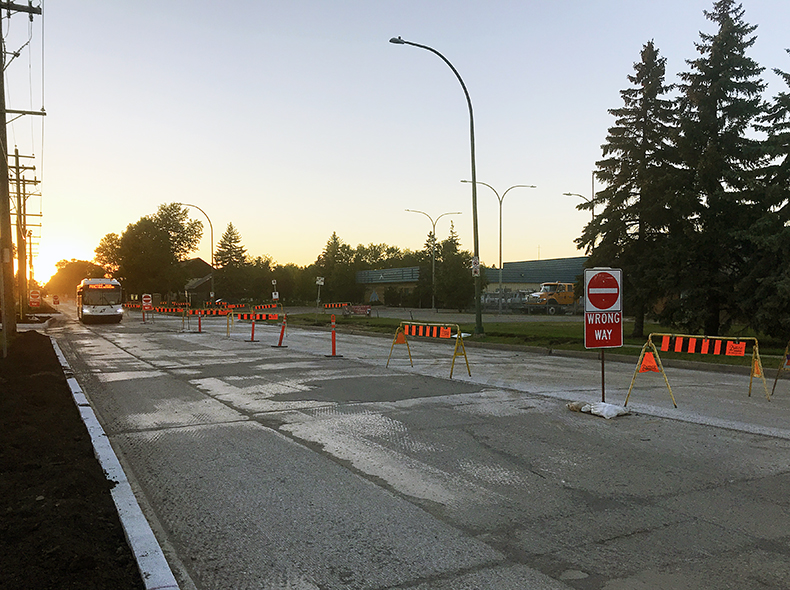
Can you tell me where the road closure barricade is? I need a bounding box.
[227,303,284,341]
[771,340,790,396]
[386,321,470,378]
[626,333,769,407]
[343,304,372,317]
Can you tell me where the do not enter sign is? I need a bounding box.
[584,268,623,350]
[585,269,622,312]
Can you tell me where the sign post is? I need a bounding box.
[28,289,40,309]
[584,268,623,402]
[142,293,153,322]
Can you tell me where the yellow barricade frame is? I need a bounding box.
[386,321,471,378]
[626,333,769,407]
[771,340,790,397]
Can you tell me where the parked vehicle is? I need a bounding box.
[524,282,577,315]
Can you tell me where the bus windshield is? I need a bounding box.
[82,287,122,306]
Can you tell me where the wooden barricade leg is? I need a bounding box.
[625,337,677,408]
[386,326,412,368]
[749,342,770,400]
[450,330,471,379]
[771,344,789,398]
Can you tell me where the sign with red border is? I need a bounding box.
[584,268,623,349]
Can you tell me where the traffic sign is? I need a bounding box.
[29,290,41,308]
[142,293,153,311]
[584,268,623,349]
[585,268,622,312]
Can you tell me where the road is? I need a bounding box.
[48,306,790,590]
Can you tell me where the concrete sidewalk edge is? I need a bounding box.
[50,336,180,590]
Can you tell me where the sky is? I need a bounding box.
[5,0,790,284]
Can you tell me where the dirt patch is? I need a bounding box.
[0,330,144,589]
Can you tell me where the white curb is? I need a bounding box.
[51,337,180,590]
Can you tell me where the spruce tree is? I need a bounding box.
[669,0,766,335]
[215,223,247,269]
[578,40,677,337]
[738,49,790,337]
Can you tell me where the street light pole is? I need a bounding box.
[462,180,535,314]
[563,171,596,223]
[390,36,484,335]
[175,202,215,302]
[405,209,461,311]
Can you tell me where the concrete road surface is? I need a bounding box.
[47,306,790,590]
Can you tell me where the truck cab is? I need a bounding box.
[526,282,576,315]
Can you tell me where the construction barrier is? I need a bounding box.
[324,302,349,310]
[626,333,769,407]
[254,304,278,310]
[771,340,790,396]
[235,313,279,321]
[386,322,470,378]
[188,309,229,316]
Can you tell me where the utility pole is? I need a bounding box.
[9,149,38,322]
[0,1,43,355]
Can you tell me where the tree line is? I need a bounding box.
[578,0,790,338]
[45,204,479,310]
[47,0,790,337]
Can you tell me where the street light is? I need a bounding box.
[462,180,536,314]
[390,35,484,335]
[175,202,215,302]
[563,170,596,223]
[405,209,462,311]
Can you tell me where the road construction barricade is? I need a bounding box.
[324,303,349,312]
[227,303,284,341]
[189,308,229,316]
[626,333,769,407]
[387,321,470,378]
[771,340,790,397]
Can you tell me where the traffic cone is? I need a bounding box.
[639,352,660,373]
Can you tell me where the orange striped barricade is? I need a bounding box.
[625,333,769,407]
[771,340,790,397]
[323,303,349,314]
[386,322,471,378]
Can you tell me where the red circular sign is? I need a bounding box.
[587,272,619,310]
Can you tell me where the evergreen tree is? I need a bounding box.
[215,223,247,268]
[668,0,767,335]
[435,223,476,311]
[738,49,790,337]
[578,40,677,337]
[315,232,360,302]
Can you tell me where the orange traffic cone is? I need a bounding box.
[639,352,660,373]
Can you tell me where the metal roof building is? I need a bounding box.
[483,256,588,292]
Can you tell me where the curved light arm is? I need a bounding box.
[463,180,536,204]
[175,202,214,268]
